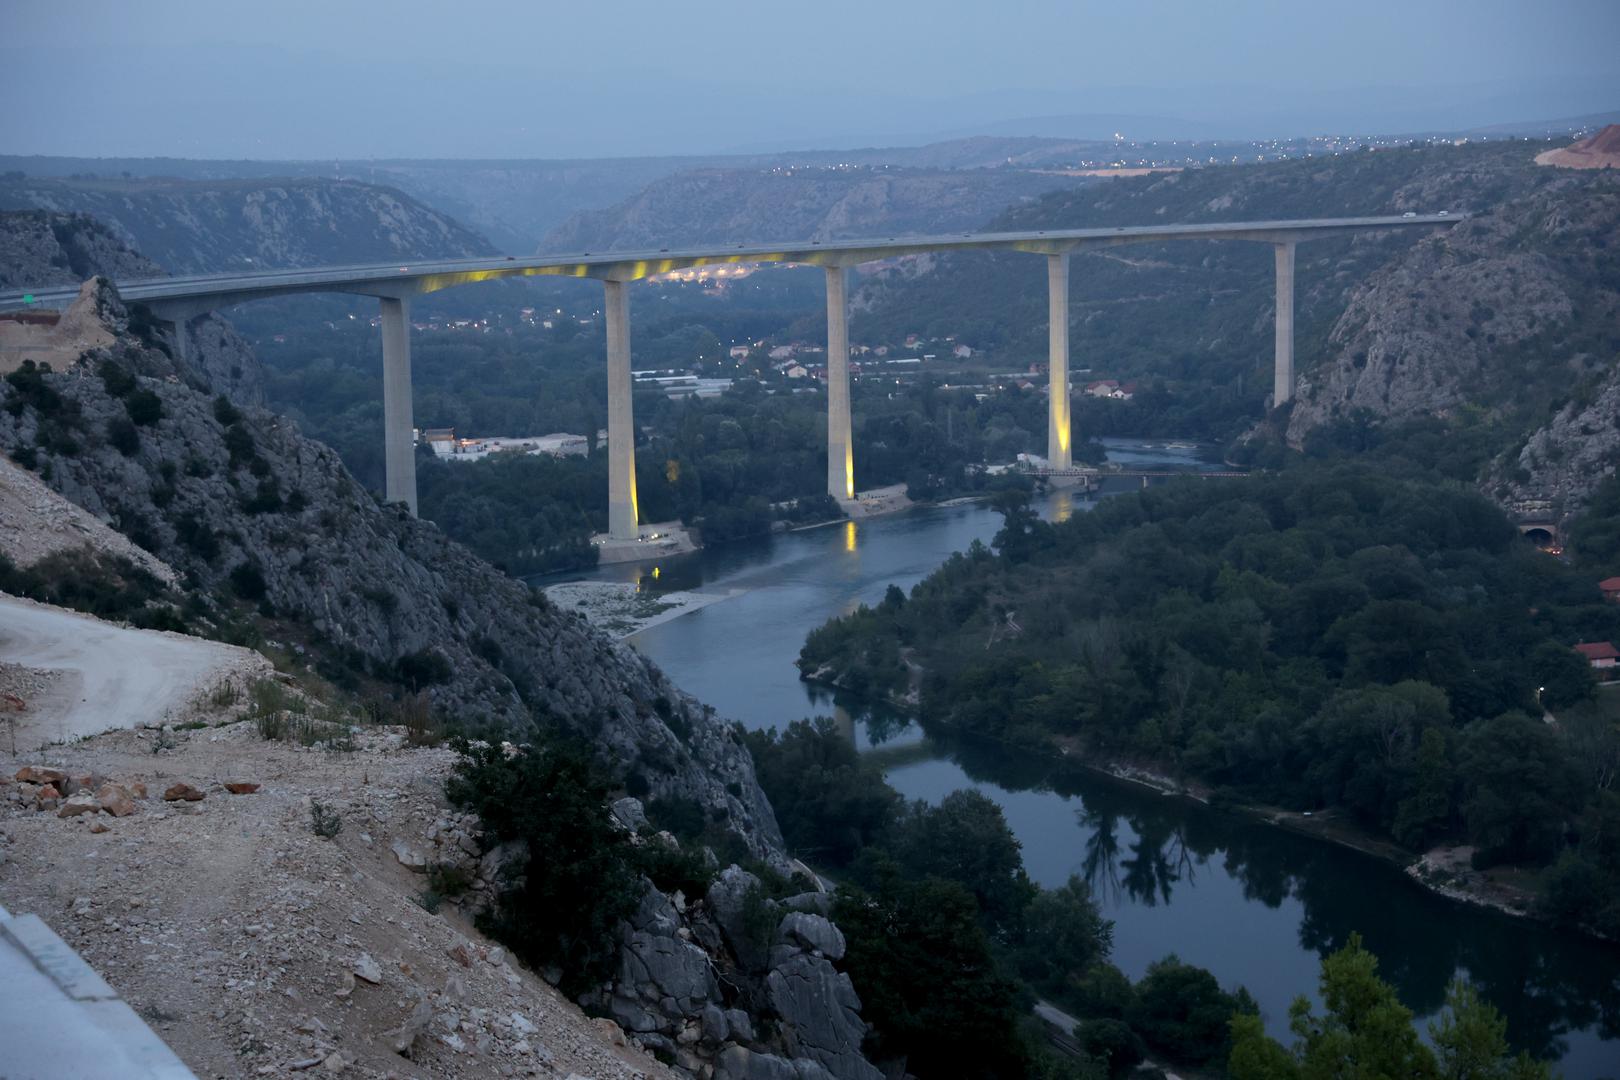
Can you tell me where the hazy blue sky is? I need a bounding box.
[4,0,1617,159]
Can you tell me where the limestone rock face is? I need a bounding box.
[765,954,879,1080]
[705,866,773,973]
[1486,369,1620,521]
[590,875,883,1080]
[775,912,845,961]
[1281,178,1620,516]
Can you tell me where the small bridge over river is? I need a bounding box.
[0,215,1460,538]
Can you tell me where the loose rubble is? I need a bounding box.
[2,719,674,1080]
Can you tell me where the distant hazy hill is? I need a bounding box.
[539,166,1097,252]
[0,175,495,275]
[0,137,1124,252]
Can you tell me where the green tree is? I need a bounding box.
[1013,875,1115,998]
[1392,727,1454,850]
[443,734,642,995]
[1127,955,1253,1065]
[833,856,1030,1080]
[1529,641,1595,712]
[1458,713,1582,865]
[743,717,901,865]
[1430,980,1554,1080]
[886,789,1038,935]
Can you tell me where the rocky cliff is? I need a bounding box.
[0,176,496,274]
[0,213,784,863]
[1,210,264,404]
[540,166,1092,252]
[1284,168,1620,515]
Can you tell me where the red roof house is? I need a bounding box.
[1600,577,1620,602]
[1574,641,1619,669]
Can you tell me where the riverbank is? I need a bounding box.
[804,669,1556,931]
[544,581,740,640]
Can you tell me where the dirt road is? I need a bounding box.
[0,594,267,749]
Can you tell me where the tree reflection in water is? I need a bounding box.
[929,727,1620,1069]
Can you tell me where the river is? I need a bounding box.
[545,440,1620,1077]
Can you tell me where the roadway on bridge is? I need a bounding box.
[0,214,1460,313]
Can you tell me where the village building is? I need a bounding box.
[1574,641,1619,671]
[1599,577,1620,603]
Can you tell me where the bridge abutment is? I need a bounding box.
[1273,241,1296,407]
[380,296,417,515]
[825,265,853,501]
[605,279,640,541]
[1047,253,1072,470]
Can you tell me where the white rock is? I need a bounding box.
[352,953,382,985]
[391,839,427,872]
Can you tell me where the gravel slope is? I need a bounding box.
[0,594,268,749]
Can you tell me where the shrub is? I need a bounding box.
[125,388,164,426]
[444,734,643,995]
[395,648,452,691]
[310,800,343,838]
[106,417,140,456]
[1075,1018,1145,1078]
[645,795,706,841]
[229,561,268,601]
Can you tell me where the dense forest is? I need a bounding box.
[800,441,1620,936]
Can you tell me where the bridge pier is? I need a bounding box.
[1273,241,1296,407]
[1047,253,1072,470]
[825,265,853,501]
[379,296,417,515]
[605,279,639,541]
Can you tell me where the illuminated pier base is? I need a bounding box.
[825,265,853,501]
[1047,253,1072,470]
[605,279,640,541]
[1273,241,1296,406]
[380,296,417,515]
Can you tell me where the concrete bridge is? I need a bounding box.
[0,215,1461,539]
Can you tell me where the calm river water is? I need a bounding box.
[547,441,1620,1077]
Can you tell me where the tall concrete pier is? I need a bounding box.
[379,296,417,515]
[605,279,640,540]
[825,265,853,501]
[1047,253,1072,470]
[1273,241,1296,406]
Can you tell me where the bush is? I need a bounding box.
[125,388,164,426]
[106,417,140,456]
[229,561,268,602]
[444,734,644,994]
[1126,956,1252,1066]
[395,648,452,691]
[1075,1018,1145,1078]
[645,795,706,841]
[310,800,343,838]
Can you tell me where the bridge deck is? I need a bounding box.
[0,214,1461,314]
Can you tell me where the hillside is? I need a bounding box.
[0,213,784,864]
[1,697,676,1079]
[0,137,1140,250]
[852,140,1620,511]
[1282,175,1620,515]
[1536,124,1620,169]
[0,176,496,274]
[540,165,1095,252]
